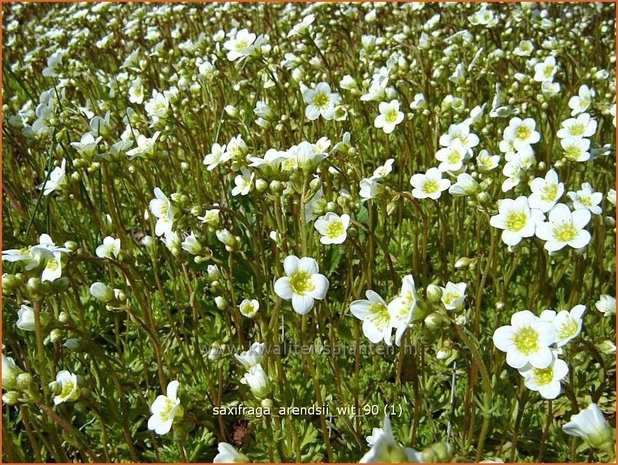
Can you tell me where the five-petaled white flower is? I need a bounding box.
[528,169,564,213]
[149,187,177,237]
[303,82,341,121]
[374,100,404,134]
[239,299,260,318]
[231,169,255,196]
[387,275,419,346]
[351,290,393,345]
[567,183,603,215]
[561,137,590,162]
[53,370,80,405]
[203,143,231,171]
[274,255,329,314]
[519,357,568,400]
[503,117,540,152]
[40,159,67,196]
[224,29,259,62]
[96,236,121,259]
[535,203,591,251]
[147,380,183,435]
[440,281,467,310]
[314,212,350,245]
[490,196,544,246]
[557,113,597,139]
[595,294,615,316]
[540,304,585,347]
[410,167,451,200]
[493,309,557,369]
[568,84,594,116]
[533,56,558,82]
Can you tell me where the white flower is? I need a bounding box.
[41,252,63,282]
[128,77,144,104]
[490,196,544,246]
[96,236,121,258]
[149,188,177,237]
[513,40,534,57]
[595,295,615,317]
[439,123,479,152]
[239,299,259,318]
[374,100,404,134]
[440,281,467,310]
[40,159,67,196]
[435,139,469,173]
[203,143,231,171]
[274,256,329,315]
[70,133,101,157]
[147,380,183,435]
[528,169,564,213]
[235,342,265,369]
[303,82,341,121]
[387,275,419,346]
[213,442,249,463]
[351,290,393,345]
[126,131,160,159]
[240,363,271,398]
[224,29,258,62]
[535,203,591,252]
[53,370,80,405]
[181,233,202,255]
[410,93,426,110]
[503,117,540,152]
[89,282,114,303]
[567,183,603,215]
[410,167,451,200]
[16,304,35,331]
[568,85,594,116]
[231,169,254,196]
[607,189,616,206]
[519,357,568,399]
[359,177,382,201]
[476,150,500,172]
[449,173,479,197]
[360,417,422,463]
[562,403,613,448]
[144,90,169,124]
[561,137,591,162]
[314,212,350,245]
[3,355,22,389]
[533,56,558,82]
[540,305,586,347]
[557,113,597,139]
[372,159,394,179]
[493,310,556,369]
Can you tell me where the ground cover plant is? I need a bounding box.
[1,2,616,463]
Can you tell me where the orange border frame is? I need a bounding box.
[0,1,615,464]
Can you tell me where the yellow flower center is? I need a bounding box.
[326,220,345,239]
[235,39,249,51]
[423,179,440,194]
[59,381,77,400]
[532,366,554,386]
[579,195,593,207]
[557,318,578,341]
[289,271,315,295]
[541,183,558,202]
[513,326,539,355]
[313,92,330,108]
[564,144,582,160]
[569,123,584,136]
[443,292,458,305]
[385,109,399,124]
[543,65,554,78]
[505,210,527,232]
[447,149,463,164]
[368,302,390,327]
[516,125,532,140]
[553,221,578,242]
[159,399,177,422]
[46,258,59,271]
